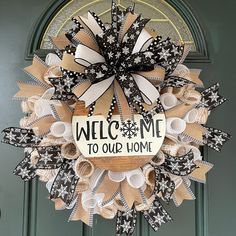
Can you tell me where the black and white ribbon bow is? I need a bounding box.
[116,197,172,235]
[162,76,195,88]
[49,76,78,101]
[54,2,184,120]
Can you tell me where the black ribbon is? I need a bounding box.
[36,145,64,169]
[153,167,175,203]
[50,159,79,205]
[148,37,184,75]
[163,150,198,176]
[13,148,37,181]
[2,127,42,148]
[142,197,172,231]
[134,98,164,122]
[197,83,227,111]
[161,76,195,88]
[203,126,231,152]
[115,197,173,235]
[116,207,137,236]
[65,18,83,45]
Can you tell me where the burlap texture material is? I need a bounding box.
[74,157,95,178]
[173,182,195,206]
[31,115,56,136]
[50,34,70,50]
[74,30,99,52]
[70,195,90,225]
[60,53,85,73]
[96,174,120,202]
[14,82,46,99]
[165,103,195,118]
[182,123,206,143]
[120,180,143,208]
[189,160,213,183]
[93,86,114,117]
[61,142,81,160]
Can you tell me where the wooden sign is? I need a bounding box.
[72,114,165,157]
[72,102,166,171]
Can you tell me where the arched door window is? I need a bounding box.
[26,0,208,62]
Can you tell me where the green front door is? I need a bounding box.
[0,0,235,236]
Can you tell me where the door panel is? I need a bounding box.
[0,1,50,235]
[0,0,235,236]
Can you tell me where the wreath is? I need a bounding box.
[2,2,231,235]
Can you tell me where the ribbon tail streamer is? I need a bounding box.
[142,197,172,231]
[116,207,137,236]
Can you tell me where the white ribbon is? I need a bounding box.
[160,93,178,110]
[132,73,160,104]
[50,121,72,139]
[45,53,61,66]
[81,190,105,210]
[79,11,104,36]
[132,28,153,54]
[108,171,126,182]
[125,168,145,189]
[166,117,186,135]
[79,75,115,107]
[184,109,199,123]
[183,145,202,161]
[89,168,106,189]
[75,44,105,67]
[34,88,61,118]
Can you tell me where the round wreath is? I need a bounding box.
[2,2,231,235]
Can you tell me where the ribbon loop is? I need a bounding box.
[163,150,198,176]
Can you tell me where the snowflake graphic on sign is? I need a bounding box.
[120,120,139,139]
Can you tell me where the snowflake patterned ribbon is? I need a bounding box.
[0,1,232,235]
[203,126,231,152]
[2,127,42,148]
[197,83,227,111]
[52,2,184,121]
[49,75,78,101]
[161,75,195,88]
[163,150,198,176]
[153,167,175,203]
[142,197,172,231]
[133,98,164,122]
[13,148,37,181]
[116,197,172,235]
[50,159,79,205]
[36,145,64,169]
[116,207,137,236]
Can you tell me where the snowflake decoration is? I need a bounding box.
[120,120,139,139]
